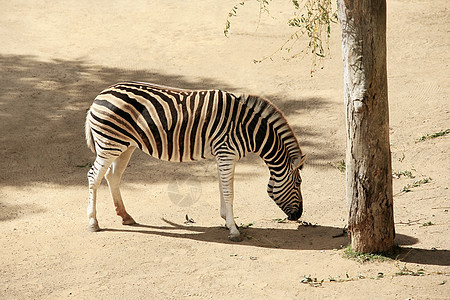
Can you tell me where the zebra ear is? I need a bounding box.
[294,154,307,170]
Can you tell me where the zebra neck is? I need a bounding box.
[239,94,301,172]
[256,130,292,178]
[263,153,292,179]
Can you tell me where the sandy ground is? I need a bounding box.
[0,0,449,299]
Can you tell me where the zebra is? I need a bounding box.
[85,81,306,241]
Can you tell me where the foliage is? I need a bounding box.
[392,170,415,179]
[184,214,195,224]
[401,177,432,193]
[394,264,425,276]
[421,221,434,227]
[416,129,450,142]
[391,167,432,196]
[239,222,254,229]
[300,275,324,287]
[224,0,338,73]
[343,245,392,263]
[272,217,288,223]
[333,159,346,173]
[298,220,317,227]
[76,162,92,168]
[224,0,271,37]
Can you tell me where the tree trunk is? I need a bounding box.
[338,0,395,253]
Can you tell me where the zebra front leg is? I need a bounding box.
[87,156,115,232]
[105,147,137,226]
[219,179,226,221]
[216,155,241,242]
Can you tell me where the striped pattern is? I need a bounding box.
[85,81,305,239]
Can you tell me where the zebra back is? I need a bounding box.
[86,81,303,167]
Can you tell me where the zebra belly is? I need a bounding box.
[142,138,214,162]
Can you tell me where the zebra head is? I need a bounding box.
[267,154,306,221]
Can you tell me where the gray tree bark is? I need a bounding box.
[338,0,395,253]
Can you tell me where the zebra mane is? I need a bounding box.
[238,94,303,163]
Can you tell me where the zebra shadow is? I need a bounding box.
[98,218,448,267]
[101,219,350,250]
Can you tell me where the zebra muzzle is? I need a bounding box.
[287,203,303,221]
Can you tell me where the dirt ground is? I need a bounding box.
[0,0,449,299]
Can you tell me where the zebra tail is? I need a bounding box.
[85,109,96,153]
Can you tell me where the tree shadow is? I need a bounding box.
[0,201,46,222]
[0,54,340,188]
[395,247,450,267]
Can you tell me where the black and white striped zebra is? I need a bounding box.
[85,81,306,241]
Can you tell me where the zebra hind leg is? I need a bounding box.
[104,146,137,226]
[87,155,116,232]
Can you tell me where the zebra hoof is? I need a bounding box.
[120,212,136,225]
[228,234,243,242]
[122,218,136,226]
[87,223,101,232]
